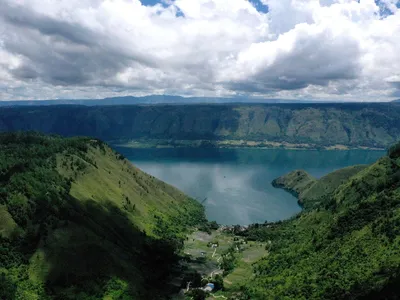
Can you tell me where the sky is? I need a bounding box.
[0,0,400,101]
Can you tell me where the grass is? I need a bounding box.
[183,231,232,276]
[273,164,368,208]
[302,164,367,207]
[0,133,206,299]
[0,205,18,239]
[57,145,201,236]
[224,243,266,287]
[182,229,268,298]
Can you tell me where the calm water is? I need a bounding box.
[114,147,384,225]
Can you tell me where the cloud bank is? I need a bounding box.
[0,0,399,101]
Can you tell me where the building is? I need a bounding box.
[203,283,215,292]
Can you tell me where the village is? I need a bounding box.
[173,226,269,300]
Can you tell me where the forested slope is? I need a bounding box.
[0,103,400,148]
[0,132,205,299]
[236,143,400,299]
[272,165,367,208]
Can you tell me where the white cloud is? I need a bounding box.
[0,0,399,101]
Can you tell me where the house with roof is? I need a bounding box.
[203,283,215,292]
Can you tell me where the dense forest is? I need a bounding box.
[0,132,205,299]
[1,103,400,148]
[230,142,400,299]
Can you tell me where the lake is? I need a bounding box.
[114,147,385,225]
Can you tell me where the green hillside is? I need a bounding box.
[0,132,205,299]
[271,170,317,204]
[1,103,400,149]
[2,131,400,299]
[272,165,367,208]
[230,143,400,299]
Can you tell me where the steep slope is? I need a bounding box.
[236,144,400,299]
[272,170,317,203]
[272,165,367,208]
[0,132,205,299]
[56,141,203,235]
[1,103,400,148]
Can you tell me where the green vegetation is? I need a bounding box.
[182,229,267,299]
[1,103,400,149]
[272,165,367,208]
[272,170,317,204]
[198,221,219,234]
[227,141,400,299]
[0,132,206,299]
[388,142,400,159]
[2,130,400,299]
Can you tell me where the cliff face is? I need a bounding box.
[1,103,400,148]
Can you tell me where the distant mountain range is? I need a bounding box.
[1,103,399,149]
[0,95,344,106]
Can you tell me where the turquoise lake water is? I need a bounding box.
[114,147,385,225]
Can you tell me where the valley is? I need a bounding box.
[0,105,399,299]
[3,0,400,298]
[117,146,384,225]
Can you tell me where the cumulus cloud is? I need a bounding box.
[0,0,399,100]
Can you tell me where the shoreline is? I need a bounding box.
[111,139,386,151]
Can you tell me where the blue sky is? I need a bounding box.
[139,0,398,15]
[140,0,398,16]
[140,0,269,13]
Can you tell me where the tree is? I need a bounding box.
[212,274,224,291]
[188,288,206,300]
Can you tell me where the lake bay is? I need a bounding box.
[115,147,384,225]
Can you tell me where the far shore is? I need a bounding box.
[111,139,386,151]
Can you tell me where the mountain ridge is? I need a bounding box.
[1,103,400,149]
[0,132,205,299]
[272,165,368,208]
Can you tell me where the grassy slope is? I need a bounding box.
[303,165,367,206]
[272,170,316,204]
[0,205,18,239]
[237,146,400,299]
[0,133,205,300]
[272,165,367,208]
[56,145,201,236]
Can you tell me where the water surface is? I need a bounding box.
[114,147,384,225]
